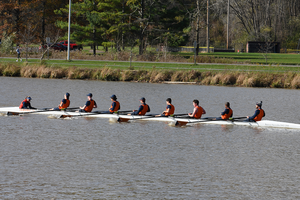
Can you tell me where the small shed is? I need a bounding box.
[246,41,281,53]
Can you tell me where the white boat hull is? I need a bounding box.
[1,107,300,129]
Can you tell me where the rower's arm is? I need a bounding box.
[80,101,89,109]
[163,105,171,114]
[137,105,143,113]
[249,110,260,120]
[221,109,229,115]
[28,104,36,109]
[190,107,198,117]
[109,102,116,112]
[59,99,66,107]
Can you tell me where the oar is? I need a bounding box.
[59,109,135,118]
[175,118,218,126]
[59,111,116,118]
[229,117,247,121]
[7,110,38,116]
[116,110,134,114]
[7,107,80,116]
[7,108,50,116]
[118,114,163,122]
[118,113,189,123]
[66,107,80,110]
[171,113,189,117]
[175,116,247,126]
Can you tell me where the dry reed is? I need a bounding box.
[1,62,300,89]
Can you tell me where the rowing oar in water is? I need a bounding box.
[170,113,189,117]
[59,110,134,119]
[117,113,190,123]
[228,117,247,121]
[7,107,80,116]
[117,114,165,122]
[174,116,247,126]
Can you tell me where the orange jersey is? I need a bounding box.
[194,105,204,119]
[109,101,120,113]
[84,100,95,112]
[221,108,233,119]
[254,108,264,121]
[19,99,29,109]
[138,104,149,115]
[59,99,70,110]
[165,104,175,116]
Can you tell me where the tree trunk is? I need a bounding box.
[139,0,144,55]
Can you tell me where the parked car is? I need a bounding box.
[39,43,67,51]
[51,43,67,51]
[59,40,83,50]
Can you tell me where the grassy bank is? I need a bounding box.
[1,62,300,89]
[1,56,300,73]
[2,48,300,65]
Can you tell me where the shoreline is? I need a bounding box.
[1,62,300,89]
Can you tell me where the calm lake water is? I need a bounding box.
[0,76,300,199]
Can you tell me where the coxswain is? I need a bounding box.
[50,93,70,111]
[245,101,265,122]
[19,96,36,109]
[102,94,120,114]
[128,97,150,115]
[216,102,233,120]
[188,99,206,119]
[156,98,175,117]
[78,93,97,112]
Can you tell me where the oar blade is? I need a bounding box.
[117,117,130,122]
[7,111,22,116]
[59,115,73,119]
[175,120,189,126]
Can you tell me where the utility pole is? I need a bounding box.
[93,0,96,56]
[196,0,200,55]
[67,0,71,61]
[227,0,230,50]
[207,0,210,53]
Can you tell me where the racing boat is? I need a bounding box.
[1,107,300,129]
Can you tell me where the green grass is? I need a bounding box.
[8,44,300,65]
[2,57,300,73]
[175,52,300,65]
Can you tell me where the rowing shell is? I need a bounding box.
[1,107,300,129]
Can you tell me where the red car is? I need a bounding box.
[59,40,82,50]
[40,43,67,51]
[51,43,67,51]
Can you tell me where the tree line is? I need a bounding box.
[1,0,300,55]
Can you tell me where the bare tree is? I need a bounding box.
[19,24,38,62]
[40,30,61,61]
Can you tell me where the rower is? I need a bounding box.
[245,101,265,122]
[19,96,36,109]
[216,102,233,120]
[50,93,70,111]
[128,97,150,115]
[156,98,175,117]
[102,94,120,114]
[188,99,206,119]
[78,93,97,112]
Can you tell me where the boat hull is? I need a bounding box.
[1,107,300,129]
